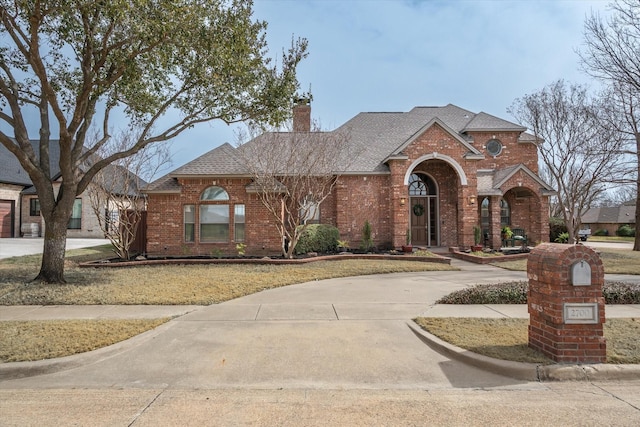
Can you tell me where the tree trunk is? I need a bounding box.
[635,134,640,252]
[33,215,69,283]
[635,180,640,251]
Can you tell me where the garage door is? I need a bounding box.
[0,200,14,238]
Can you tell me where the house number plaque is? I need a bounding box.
[564,303,598,324]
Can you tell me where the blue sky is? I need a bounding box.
[169,0,609,171]
[0,0,611,176]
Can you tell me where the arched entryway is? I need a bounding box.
[408,173,438,246]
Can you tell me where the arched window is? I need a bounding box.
[200,186,229,201]
[199,186,230,242]
[408,173,436,196]
[500,199,510,226]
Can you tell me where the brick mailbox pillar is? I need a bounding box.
[527,243,606,363]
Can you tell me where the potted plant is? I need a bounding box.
[402,228,413,253]
[502,226,513,239]
[472,225,483,252]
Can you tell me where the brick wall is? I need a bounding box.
[334,175,391,249]
[147,178,284,257]
[468,131,539,173]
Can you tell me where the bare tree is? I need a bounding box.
[579,0,640,249]
[509,80,627,242]
[86,129,170,260]
[236,121,353,258]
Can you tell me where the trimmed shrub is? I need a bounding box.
[549,217,567,243]
[593,229,608,236]
[617,224,636,237]
[437,281,640,305]
[294,224,340,255]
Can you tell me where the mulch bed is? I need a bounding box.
[80,252,452,268]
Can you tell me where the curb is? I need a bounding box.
[0,320,176,382]
[406,321,640,382]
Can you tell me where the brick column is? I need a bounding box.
[388,159,409,248]
[527,243,606,363]
[490,195,502,249]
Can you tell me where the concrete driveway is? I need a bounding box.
[0,238,110,259]
[0,262,534,390]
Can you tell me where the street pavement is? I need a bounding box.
[0,237,110,259]
[0,244,639,425]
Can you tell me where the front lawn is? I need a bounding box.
[415,317,640,364]
[0,245,455,305]
[492,247,640,274]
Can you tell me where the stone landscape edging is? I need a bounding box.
[79,252,452,268]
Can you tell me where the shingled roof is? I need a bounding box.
[146,104,534,192]
[581,204,636,224]
[0,139,61,186]
[0,139,146,195]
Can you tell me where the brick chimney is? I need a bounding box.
[293,98,311,132]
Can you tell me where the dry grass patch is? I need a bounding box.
[491,247,640,274]
[0,318,170,362]
[598,249,640,274]
[1,252,455,305]
[414,317,640,364]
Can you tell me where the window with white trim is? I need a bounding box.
[184,205,195,242]
[234,204,245,242]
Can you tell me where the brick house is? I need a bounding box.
[144,103,554,256]
[580,200,636,236]
[0,140,145,239]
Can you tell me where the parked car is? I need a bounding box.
[578,228,591,241]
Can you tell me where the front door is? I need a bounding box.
[408,173,438,247]
[411,197,427,245]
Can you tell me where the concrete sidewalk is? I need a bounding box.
[2,303,639,321]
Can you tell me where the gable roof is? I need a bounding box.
[581,205,636,224]
[477,164,555,196]
[1,139,146,195]
[146,104,533,191]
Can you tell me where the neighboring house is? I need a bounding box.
[0,140,145,239]
[581,201,636,236]
[144,103,555,256]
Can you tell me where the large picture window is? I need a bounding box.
[68,199,82,229]
[184,205,195,242]
[200,205,229,242]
